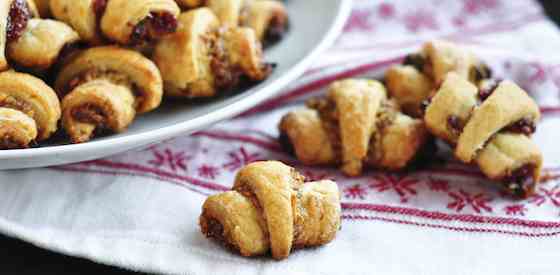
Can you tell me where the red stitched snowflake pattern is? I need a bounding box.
[344,9,374,32]
[403,10,438,33]
[447,190,493,213]
[369,174,420,203]
[377,3,395,19]
[197,165,220,179]
[222,147,260,171]
[504,204,527,216]
[148,148,190,172]
[463,0,500,14]
[528,185,560,207]
[426,178,450,192]
[344,184,368,200]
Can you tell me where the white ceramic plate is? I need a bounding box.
[0,0,352,170]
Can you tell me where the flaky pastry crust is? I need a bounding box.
[55,46,163,143]
[424,73,542,197]
[279,79,429,176]
[0,71,61,149]
[200,161,341,259]
[385,40,491,117]
[153,8,271,98]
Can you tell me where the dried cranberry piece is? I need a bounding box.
[6,0,32,43]
[403,53,425,72]
[264,15,288,47]
[93,0,108,23]
[506,118,536,135]
[473,64,492,82]
[503,164,535,198]
[129,12,178,45]
[478,79,500,101]
[447,115,463,133]
[279,131,295,156]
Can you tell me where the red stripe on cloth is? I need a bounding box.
[51,166,212,196]
[541,106,560,115]
[341,203,560,228]
[192,131,283,153]
[342,215,560,237]
[84,160,230,191]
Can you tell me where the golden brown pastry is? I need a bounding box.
[0,0,40,71]
[0,71,61,149]
[50,0,180,45]
[153,8,272,98]
[33,0,50,17]
[424,73,542,198]
[279,79,429,177]
[200,161,341,260]
[8,18,80,71]
[54,46,163,143]
[385,40,491,117]
[177,0,288,44]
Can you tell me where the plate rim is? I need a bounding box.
[0,0,353,162]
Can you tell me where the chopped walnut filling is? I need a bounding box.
[0,95,34,118]
[306,97,342,162]
[503,164,536,198]
[0,133,26,149]
[200,217,240,252]
[209,35,244,91]
[64,70,144,109]
[366,101,398,165]
[129,11,178,45]
[7,0,32,43]
[72,104,106,126]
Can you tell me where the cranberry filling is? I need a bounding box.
[503,164,535,198]
[478,79,500,101]
[506,118,536,135]
[93,0,108,24]
[403,53,425,72]
[6,0,32,43]
[473,64,492,82]
[130,11,178,45]
[264,14,288,47]
[447,115,463,134]
[279,131,295,156]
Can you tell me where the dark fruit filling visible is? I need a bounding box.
[264,14,288,47]
[506,118,536,136]
[447,115,463,134]
[503,164,535,198]
[130,11,178,45]
[420,98,431,115]
[7,0,32,43]
[278,131,295,156]
[403,53,426,72]
[93,0,108,24]
[473,64,492,82]
[72,104,106,126]
[478,79,500,101]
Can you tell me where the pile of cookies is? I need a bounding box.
[279,40,542,199]
[199,41,543,260]
[0,0,288,148]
